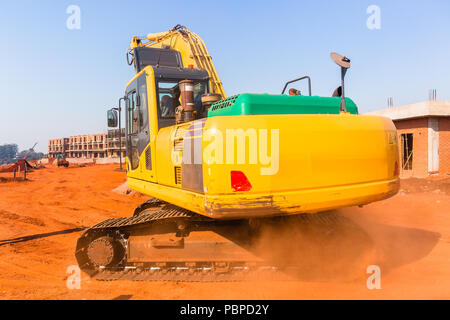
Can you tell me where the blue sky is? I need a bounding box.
[0,0,449,152]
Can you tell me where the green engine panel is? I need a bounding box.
[208,93,358,117]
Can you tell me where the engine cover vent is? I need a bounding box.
[174,166,182,185]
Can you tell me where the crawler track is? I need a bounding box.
[75,199,353,282]
[75,200,297,281]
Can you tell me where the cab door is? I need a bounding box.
[125,72,156,182]
[136,73,156,181]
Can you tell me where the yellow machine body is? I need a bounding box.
[123,26,399,220]
[125,67,399,220]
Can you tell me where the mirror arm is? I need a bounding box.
[340,67,347,113]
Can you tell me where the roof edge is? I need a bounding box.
[365,100,450,120]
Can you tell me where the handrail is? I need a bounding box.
[281,76,311,96]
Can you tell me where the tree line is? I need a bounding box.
[0,144,45,164]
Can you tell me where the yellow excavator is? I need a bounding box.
[75,25,399,281]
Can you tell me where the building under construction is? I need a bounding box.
[48,138,69,158]
[106,128,126,158]
[367,99,450,178]
[48,129,125,159]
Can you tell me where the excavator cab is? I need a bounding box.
[122,63,211,177]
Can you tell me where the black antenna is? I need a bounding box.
[330,52,351,113]
[387,97,393,108]
[429,89,437,101]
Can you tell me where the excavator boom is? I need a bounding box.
[128,25,225,98]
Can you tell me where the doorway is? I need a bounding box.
[400,133,413,170]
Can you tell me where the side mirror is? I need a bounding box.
[330,52,351,112]
[107,109,118,128]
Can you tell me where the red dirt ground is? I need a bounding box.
[0,164,449,300]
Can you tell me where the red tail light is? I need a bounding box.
[393,161,399,177]
[231,171,252,192]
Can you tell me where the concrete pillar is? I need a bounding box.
[428,117,439,173]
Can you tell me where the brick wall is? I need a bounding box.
[439,117,450,175]
[394,118,428,178]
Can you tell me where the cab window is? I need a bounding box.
[126,91,138,135]
[138,77,148,132]
[157,80,208,129]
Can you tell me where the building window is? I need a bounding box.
[400,133,413,170]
